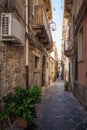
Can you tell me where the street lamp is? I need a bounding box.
[50,20,56,31]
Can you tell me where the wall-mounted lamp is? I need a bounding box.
[50,20,56,31]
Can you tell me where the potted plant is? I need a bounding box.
[16,86,41,127]
[14,87,36,128]
[64,80,69,91]
[0,86,41,128]
[0,93,17,128]
[29,85,41,105]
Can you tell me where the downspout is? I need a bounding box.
[7,0,11,10]
[25,0,29,90]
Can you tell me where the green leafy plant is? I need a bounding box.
[64,80,69,86]
[14,87,36,121]
[0,86,41,122]
[0,93,16,121]
[29,85,41,105]
[64,80,69,91]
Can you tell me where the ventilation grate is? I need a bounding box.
[1,13,11,36]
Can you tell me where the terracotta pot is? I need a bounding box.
[17,117,27,128]
[65,86,69,91]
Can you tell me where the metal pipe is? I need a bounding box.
[8,0,10,10]
[25,0,29,90]
[25,0,29,128]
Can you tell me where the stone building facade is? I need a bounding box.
[61,18,69,81]
[63,0,87,108]
[50,43,58,83]
[0,0,53,101]
[0,0,26,100]
[28,0,53,87]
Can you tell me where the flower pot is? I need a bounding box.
[65,86,69,91]
[17,117,27,128]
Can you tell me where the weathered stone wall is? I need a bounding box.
[6,44,26,93]
[0,0,26,98]
[29,43,50,87]
[45,54,50,86]
[0,0,25,20]
[29,44,43,88]
[50,57,56,83]
[0,43,26,97]
[15,0,25,21]
[0,43,6,99]
[0,0,51,98]
[74,81,87,108]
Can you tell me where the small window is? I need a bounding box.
[78,26,83,61]
[35,56,39,68]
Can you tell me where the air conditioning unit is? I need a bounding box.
[0,13,25,45]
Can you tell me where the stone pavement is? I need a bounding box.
[5,80,87,130]
[33,80,87,130]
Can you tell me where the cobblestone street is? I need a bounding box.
[5,80,87,130]
[34,79,87,130]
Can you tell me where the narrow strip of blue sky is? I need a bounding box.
[51,0,64,59]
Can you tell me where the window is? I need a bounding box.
[78,26,83,61]
[35,56,39,68]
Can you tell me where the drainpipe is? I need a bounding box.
[25,0,29,90]
[7,0,10,10]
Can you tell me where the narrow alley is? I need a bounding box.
[33,80,87,130]
[1,0,87,130]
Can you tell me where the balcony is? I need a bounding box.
[43,0,52,20]
[32,4,52,44]
[64,0,73,19]
[64,39,72,57]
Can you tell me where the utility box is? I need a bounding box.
[0,13,25,45]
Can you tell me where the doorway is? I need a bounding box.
[42,55,46,86]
